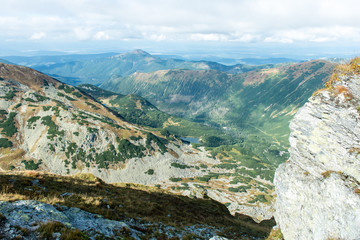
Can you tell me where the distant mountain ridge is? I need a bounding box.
[3,49,278,85]
[0,59,13,64]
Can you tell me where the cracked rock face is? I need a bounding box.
[274,75,360,240]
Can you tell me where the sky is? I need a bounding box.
[1,0,360,58]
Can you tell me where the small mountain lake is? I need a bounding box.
[180,137,201,144]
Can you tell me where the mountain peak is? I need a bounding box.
[113,49,154,60]
[132,49,151,56]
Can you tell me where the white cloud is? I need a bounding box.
[1,0,360,47]
[190,33,229,41]
[30,32,46,40]
[94,31,110,40]
[73,27,92,41]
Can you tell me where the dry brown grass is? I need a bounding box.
[333,85,353,100]
[0,171,274,238]
[37,221,89,240]
[0,149,25,170]
[266,227,284,240]
[325,57,360,90]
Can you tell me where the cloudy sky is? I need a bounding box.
[1,0,360,58]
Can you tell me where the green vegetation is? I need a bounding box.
[65,95,76,101]
[0,90,16,100]
[203,136,225,147]
[21,159,42,170]
[146,133,167,153]
[71,91,82,98]
[0,109,7,116]
[145,169,154,175]
[214,163,238,170]
[51,106,61,117]
[27,116,41,128]
[196,176,212,182]
[248,194,268,204]
[228,185,251,193]
[118,139,146,159]
[24,93,48,103]
[41,116,64,140]
[42,106,51,111]
[58,92,76,101]
[64,139,150,170]
[25,97,36,102]
[32,93,48,102]
[0,138,12,148]
[63,85,75,93]
[0,112,17,137]
[14,103,22,109]
[169,177,182,182]
[78,85,234,146]
[171,162,191,169]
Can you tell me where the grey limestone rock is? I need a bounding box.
[0,200,135,239]
[274,74,360,239]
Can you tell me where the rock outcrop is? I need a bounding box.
[0,200,225,240]
[274,63,360,239]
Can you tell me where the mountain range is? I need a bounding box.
[0,62,281,222]
[0,49,342,239]
[100,58,334,152]
[3,49,280,85]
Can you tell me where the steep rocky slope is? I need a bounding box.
[0,63,276,221]
[0,63,219,184]
[274,59,360,239]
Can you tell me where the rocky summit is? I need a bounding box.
[274,59,360,239]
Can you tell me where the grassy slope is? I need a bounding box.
[97,60,334,182]
[77,84,278,205]
[77,84,235,145]
[0,171,275,239]
[101,61,334,146]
